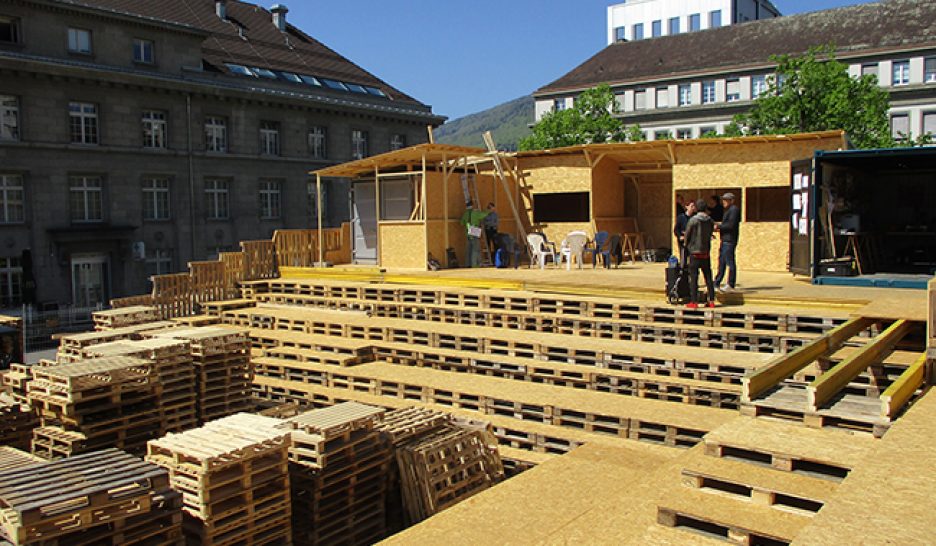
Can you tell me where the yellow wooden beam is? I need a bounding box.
[808,319,913,411]
[880,353,927,419]
[742,317,873,402]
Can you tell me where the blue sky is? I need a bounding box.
[287,1,877,120]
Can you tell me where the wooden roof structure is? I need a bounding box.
[311,144,490,179]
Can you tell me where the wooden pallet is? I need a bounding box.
[0,446,41,473]
[92,306,160,331]
[0,395,39,451]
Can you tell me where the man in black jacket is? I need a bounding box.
[684,199,715,308]
[673,199,696,265]
[714,192,740,292]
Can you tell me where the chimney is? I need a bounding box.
[271,4,288,31]
[215,0,226,20]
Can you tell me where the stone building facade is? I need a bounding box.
[0,0,443,307]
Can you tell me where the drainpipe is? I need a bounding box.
[186,94,197,262]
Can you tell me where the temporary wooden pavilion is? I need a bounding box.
[311,144,529,270]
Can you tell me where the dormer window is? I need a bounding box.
[133,39,154,64]
[0,15,21,44]
[67,28,92,54]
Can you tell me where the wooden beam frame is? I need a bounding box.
[742,317,873,402]
[807,319,913,411]
[880,353,927,419]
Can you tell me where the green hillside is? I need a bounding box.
[434,95,534,151]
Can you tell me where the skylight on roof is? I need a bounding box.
[299,74,321,86]
[364,86,386,97]
[225,64,255,77]
[320,78,348,91]
[252,67,277,79]
[278,71,303,83]
[345,83,367,94]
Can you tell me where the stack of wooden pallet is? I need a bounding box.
[146,413,291,545]
[2,364,33,404]
[0,448,182,546]
[281,402,392,546]
[0,445,41,472]
[55,322,175,363]
[81,338,198,434]
[150,326,252,423]
[0,393,38,451]
[92,306,159,331]
[396,419,505,523]
[27,356,162,459]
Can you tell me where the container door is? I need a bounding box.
[351,181,377,264]
[789,160,813,276]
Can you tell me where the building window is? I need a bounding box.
[751,75,768,98]
[655,88,669,108]
[142,177,170,221]
[676,128,692,140]
[651,20,662,38]
[205,178,229,220]
[0,257,22,306]
[308,126,327,159]
[925,58,936,83]
[726,79,741,102]
[861,63,878,78]
[145,249,172,278]
[67,28,92,54]
[709,10,722,28]
[259,180,281,220]
[890,113,910,141]
[634,89,647,110]
[892,60,910,86]
[632,23,643,41]
[924,112,936,137]
[553,98,567,111]
[678,84,692,106]
[142,110,167,149]
[0,96,18,140]
[351,130,368,160]
[205,116,227,152]
[259,121,280,156]
[390,134,406,151]
[702,81,716,104]
[689,14,701,32]
[69,102,98,145]
[0,174,24,223]
[668,17,680,35]
[614,26,625,42]
[69,176,103,222]
[0,15,21,43]
[133,38,154,64]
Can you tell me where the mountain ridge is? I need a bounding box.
[434,95,534,151]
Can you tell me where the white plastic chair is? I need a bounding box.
[526,233,558,269]
[560,231,589,270]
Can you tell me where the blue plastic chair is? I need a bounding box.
[584,231,609,268]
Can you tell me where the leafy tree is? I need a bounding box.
[624,124,646,142]
[519,85,627,150]
[733,45,892,149]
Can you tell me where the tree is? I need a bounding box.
[733,46,893,149]
[519,85,628,150]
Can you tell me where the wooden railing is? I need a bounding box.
[112,224,351,319]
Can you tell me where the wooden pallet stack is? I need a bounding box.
[0,445,41,472]
[150,327,252,424]
[0,393,38,451]
[55,322,176,363]
[396,419,505,524]
[27,356,162,459]
[146,413,291,546]
[2,364,33,404]
[92,306,160,331]
[280,402,392,546]
[0,448,182,546]
[81,338,198,435]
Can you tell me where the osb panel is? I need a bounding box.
[592,157,625,219]
[427,220,466,266]
[521,154,591,194]
[674,160,792,189]
[637,180,673,250]
[676,136,843,166]
[380,222,427,270]
[425,171,446,220]
[538,223,592,251]
[735,222,788,272]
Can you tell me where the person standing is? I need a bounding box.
[715,192,740,292]
[460,201,489,268]
[708,195,724,222]
[675,194,686,216]
[684,199,716,309]
[673,199,697,265]
[483,202,499,256]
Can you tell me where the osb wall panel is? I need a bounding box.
[636,177,673,251]
[735,222,788,272]
[673,160,792,190]
[427,220,466,266]
[676,136,843,167]
[592,157,625,220]
[520,154,591,194]
[539,222,592,251]
[379,222,426,270]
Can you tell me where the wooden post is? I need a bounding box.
[316,174,324,266]
[482,131,528,247]
[442,153,449,252]
[422,151,429,269]
[374,163,381,266]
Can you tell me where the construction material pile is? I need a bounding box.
[0,448,181,546]
[150,327,252,424]
[0,393,38,451]
[281,402,392,546]
[81,338,197,434]
[27,356,161,459]
[146,413,291,545]
[2,364,33,404]
[55,322,175,363]
[0,446,40,472]
[92,306,159,331]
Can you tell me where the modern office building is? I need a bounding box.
[0,0,443,308]
[541,0,936,143]
[606,0,780,45]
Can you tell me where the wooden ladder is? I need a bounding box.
[461,172,493,267]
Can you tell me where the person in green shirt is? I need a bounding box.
[460,201,490,268]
